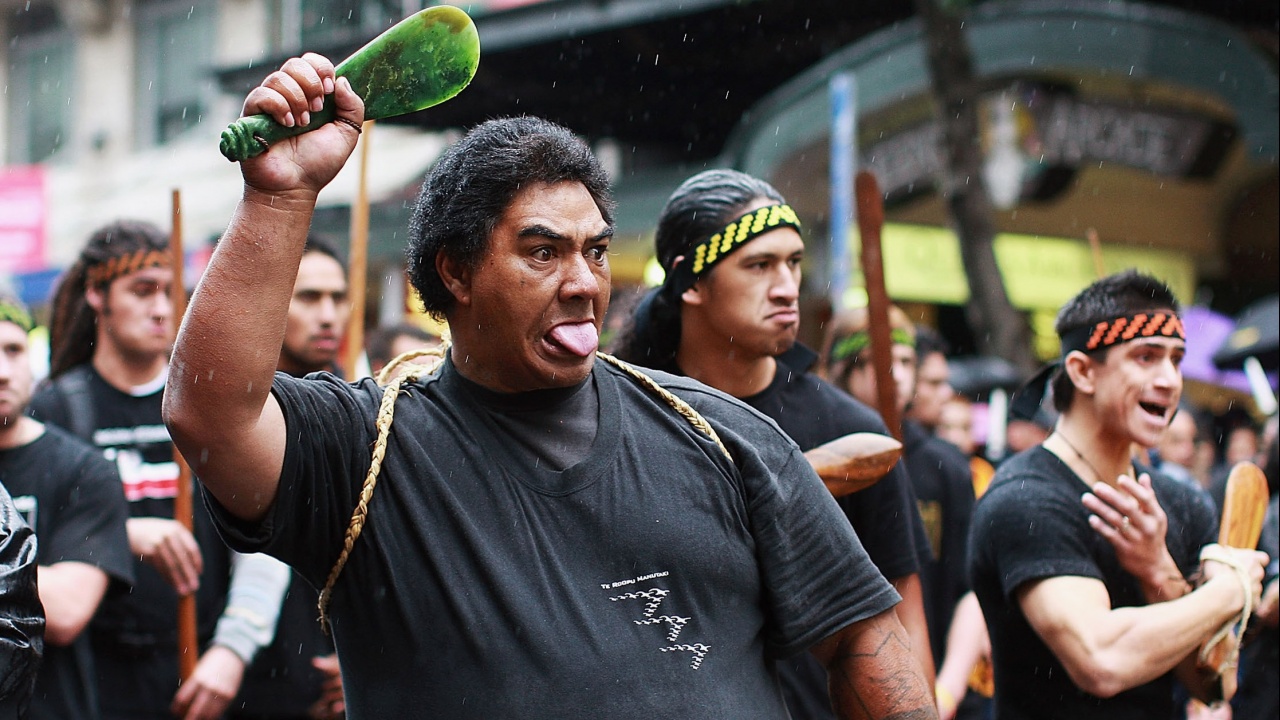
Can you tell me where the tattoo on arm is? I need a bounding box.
[822,614,938,720]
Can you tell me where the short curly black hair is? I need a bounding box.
[406,116,614,317]
[1050,269,1181,411]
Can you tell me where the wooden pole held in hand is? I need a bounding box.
[855,171,900,439]
[170,189,199,681]
[343,120,374,380]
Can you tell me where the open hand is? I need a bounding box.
[1083,473,1183,600]
[170,645,246,720]
[127,517,203,596]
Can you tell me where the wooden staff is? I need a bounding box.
[855,171,901,440]
[170,188,198,680]
[1194,461,1269,703]
[1086,228,1106,279]
[343,120,374,379]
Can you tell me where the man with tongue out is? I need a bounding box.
[164,54,935,719]
[969,270,1267,720]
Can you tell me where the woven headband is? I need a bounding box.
[829,327,916,364]
[85,249,171,288]
[1059,311,1185,355]
[663,204,801,297]
[1010,310,1185,423]
[0,299,34,333]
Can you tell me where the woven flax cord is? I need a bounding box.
[1196,543,1257,675]
[317,349,730,629]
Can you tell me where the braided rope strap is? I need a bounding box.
[1196,543,1257,675]
[316,348,730,631]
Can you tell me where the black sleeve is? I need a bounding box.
[977,473,1100,601]
[0,484,43,715]
[676,383,901,657]
[44,433,135,586]
[204,372,378,587]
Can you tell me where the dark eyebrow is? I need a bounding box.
[517,224,615,243]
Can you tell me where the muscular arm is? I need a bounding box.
[36,562,109,646]
[1017,555,1263,700]
[163,55,363,522]
[811,608,938,720]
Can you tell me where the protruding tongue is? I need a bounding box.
[548,322,598,357]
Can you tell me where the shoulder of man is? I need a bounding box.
[29,365,98,441]
[774,350,893,436]
[599,359,800,456]
[38,424,120,479]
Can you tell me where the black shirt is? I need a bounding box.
[740,346,924,720]
[0,425,133,720]
[901,418,975,664]
[208,357,898,719]
[970,447,1216,720]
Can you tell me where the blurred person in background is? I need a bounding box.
[906,326,955,434]
[30,220,275,720]
[1,295,85,719]
[366,321,443,378]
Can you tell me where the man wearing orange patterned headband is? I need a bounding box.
[969,270,1268,719]
[30,221,283,720]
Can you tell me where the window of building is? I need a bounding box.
[5,9,73,163]
[134,1,215,146]
[270,0,421,53]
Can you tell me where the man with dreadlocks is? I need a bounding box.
[164,55,937,719]
[29,221,288,720]
[611,168,935,720]
[969,270,1267,719]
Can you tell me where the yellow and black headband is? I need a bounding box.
[85,249,171,288]
[664,204,801,296]
[0,297,34,333]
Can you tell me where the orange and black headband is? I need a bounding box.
[85,249,171,288]
[663,204,801,296]
[1058,311,1185,356]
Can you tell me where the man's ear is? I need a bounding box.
[435,252,472,306]
[1062,350,1097,396]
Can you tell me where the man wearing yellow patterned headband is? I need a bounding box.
[970,270,1267,719]
[614,168,937,720]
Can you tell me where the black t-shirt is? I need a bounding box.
[207,357,897,719]
[901,418,975,665]
[969,447,1217,720]
[0,425,134,720]
[29,366,231,715]
[739,347,923,720]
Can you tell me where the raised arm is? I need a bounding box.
[163,54,364,522]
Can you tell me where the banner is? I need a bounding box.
[0,166,46,273]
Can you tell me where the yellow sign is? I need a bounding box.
[860,223,1194,310]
